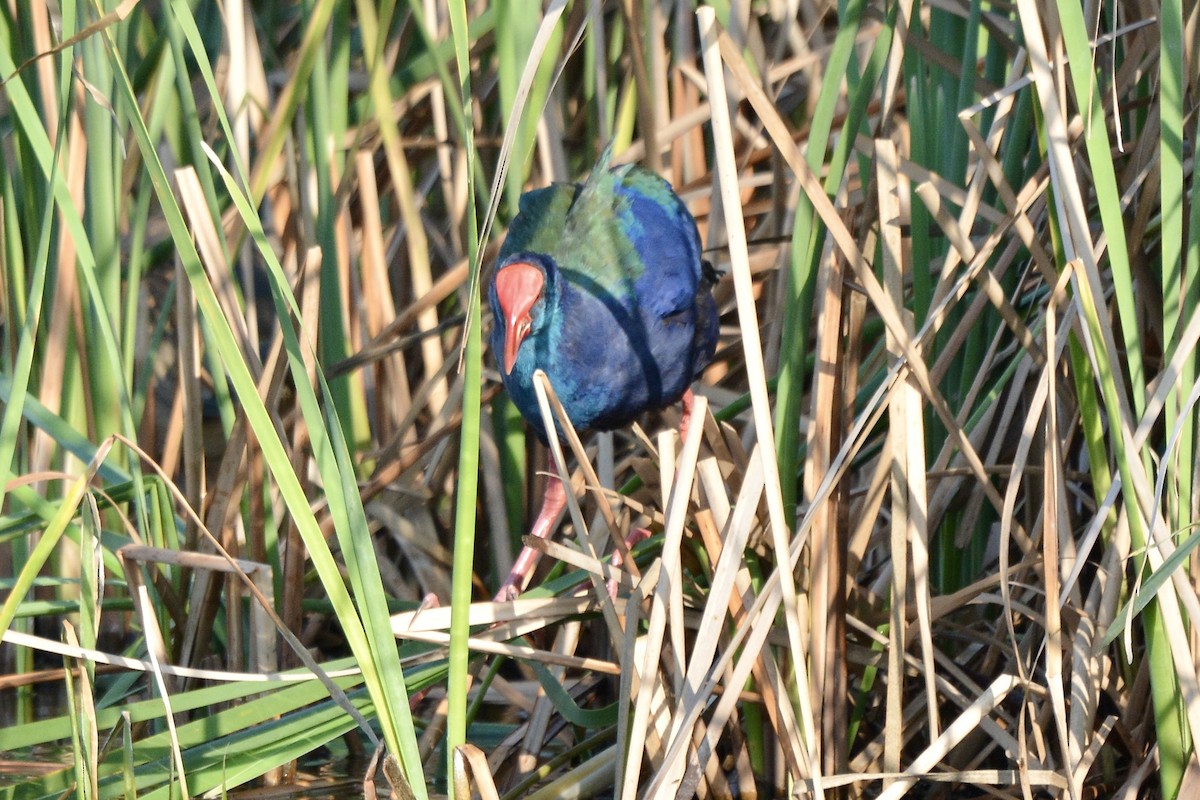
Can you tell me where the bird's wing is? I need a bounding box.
[613,165,702,318]
[565,161,702,318]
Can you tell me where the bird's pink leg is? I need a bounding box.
[607,390,700,598]
[606,527,652,598]
[679,388,697,443]
[493,475,567,601]
[496,391,699,602]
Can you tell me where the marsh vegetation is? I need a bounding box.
[1,0,1196,798]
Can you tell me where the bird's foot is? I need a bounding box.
[493,584,521,603]
[606,527,652,599]
[493,475,568,602]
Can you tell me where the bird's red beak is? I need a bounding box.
[494,262,544,375]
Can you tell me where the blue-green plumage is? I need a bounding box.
[490,154,718,443]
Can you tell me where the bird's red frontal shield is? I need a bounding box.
[494,261,545,374]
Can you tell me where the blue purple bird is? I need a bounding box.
[489,150,718,599]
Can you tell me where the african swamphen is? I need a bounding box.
[489,150,719,600]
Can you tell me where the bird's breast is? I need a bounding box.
[501,284,701,439]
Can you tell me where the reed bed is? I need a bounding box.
[0,0,1196,798]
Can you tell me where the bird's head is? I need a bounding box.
[493,256,552,375]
